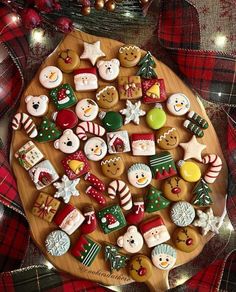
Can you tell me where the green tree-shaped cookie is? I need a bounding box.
[35,117,62,142]
[136,51,157,79]
[104,243,128,272]
[191,178,213,207]
[145,185,170,213]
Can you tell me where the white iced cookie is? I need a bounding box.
[166,93,190,116]
[25,95,49,117]
[151,244,177,270]
[117,226,144,253]
[80,41,105,66]
[39,66,63,89]
[54,129,80,154]
[97,59,120,81]
[127,163,152,188]
[74,68,98,92]
[75,98,99,121]
[84,137,107,161]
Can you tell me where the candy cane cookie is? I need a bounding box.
[202,154,222,184]
[108,179,132,210]
[76,121,106,141]
[12,112,38,138]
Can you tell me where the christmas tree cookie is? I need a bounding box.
[136,51,157,79]
[104,243,129,272]
[145,185,170,213]
[35,117,62,143]
[191,178,213,207]
[50,83,77,110]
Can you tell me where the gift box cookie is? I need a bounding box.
[118,76,142,100]
[106,131,130,154]
[131,133,155,156]
[15,141,44,170]
[32,192,60,222]
[142,79,166,103]
[50,83,77,110]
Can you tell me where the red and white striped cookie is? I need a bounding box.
[202,154,222,184]
[76,121,106,141]
[108,179,132,210]
[12,112,38,138]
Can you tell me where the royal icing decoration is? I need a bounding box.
[118,76,142,100]
[177,160,201,182]
[126,197,144,225]
[142,78,167,103]
[85,186,106,206]
[179,135,206,161]
[50,83,77,110]
[166,93,190,116]
[54,129,80,154]
[127,163,152,189]
[52,109,78,130]
[75,98,99,122]
[57,49,80,73]
[97,58,120,81]
[106,131,130,154]
[35,117,62,143]
[145,185,170,213]
[84,137,107,161]
[99,111,123,132]
[53,175,80,203]
[117,225,144,253]
[25,95,49,117]
[146,103,166,130]
[80,205,97,234]
[191,178,213,206]
[74,68,98,91]
[80,41,105,65]
[120,100,145,125]
[131,133,155,156]
[12,113,38,138]
[183,120,204,138]
[118,45,141,68]
[151,244,177,270]
[201,154,222,184]
[187,111,209,129]
[172,226,200,253]
[105,243,129,272]
[136,51,157,79]
[76,121,106,141]
[156,127,180,150]
[128,255,153,282]
[107,179,132,210]
[39,66,63,89]
[162,176,187,202]
[170,201,195,227]
[84,172,105,192]
[101,155,125,178]
[95,85,119,109]
[45,230,70,256]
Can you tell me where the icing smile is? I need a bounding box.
[93,149,103,156]
[49,75,59,83]
[174,105,184,112]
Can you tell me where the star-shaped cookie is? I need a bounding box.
[120,100,146,125]
[179,135,206,161]
[53,175,80,203]
[193,208,222,235]
[80,41,105,66]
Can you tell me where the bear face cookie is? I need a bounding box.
[118,45,141,68]
[127,163,152,188]
[54,129,80,154]
[39,66,63,89]
[151,244,177,270]
[96,86,119,109]
[101,155,125,178]
[128,255,153,282]
[117,225,144,253]
[97,58,120,81]
[84,137,107,161]
[75,98,99,122]
[25,95,49,117]
[57,49,80,73]
[167,93,190,116]
[74,68,98,91]
[162,176,187,201]
[156,126,180,150]
[172,226,200,253]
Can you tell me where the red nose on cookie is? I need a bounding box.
[186,238,193,246]
[172,187,181,194]
[138,267,147,276]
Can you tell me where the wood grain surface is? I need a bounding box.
[11,30,228,291]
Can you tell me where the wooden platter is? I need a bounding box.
[11,30,227,291]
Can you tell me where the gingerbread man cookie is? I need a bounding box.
[57,49,80,73]
[156,126,180,150]
[96,85,119,109]
[101,155,125,178]
[118,45,141,68]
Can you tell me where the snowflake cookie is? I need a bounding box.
[45,230,70,256]
[53,175,80,203]
[120,100,145,125]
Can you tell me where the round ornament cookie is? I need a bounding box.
[170,201,195,227]
[162,176,187,201]
[84,137,107,161]
[39,66,63,89]
[128,255,153,282]
[151,244,177,270]
[156,126,180,149]
[45,230,70,256]
[177,160,201,182]
[166,93,190,116]
[52,109,78,130]
[127,163,152,188]
[57,49,80,73]
[146,103,166,130]
[172,226,200,253]
[75,98,99,121]
[101,155,125,178]
[118,45,141,68]
[96,86,119,109]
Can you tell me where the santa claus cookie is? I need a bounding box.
[127,163,152,188]
[118,45,141,68]
[117,225,143,253]
[57,49,80,73]
[39,66,63,89]
[151,244,177,270]
[162,176,187,201]
[101,155,125,179]
[75,98,99,122]
[156,126,180,150]
[74,68,98,91]
[131,133,155,156]
[96,85,119,109]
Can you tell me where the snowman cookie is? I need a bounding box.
[25,95,49,117]
[101,155,125,178]
[118,45,141,68]
[54,129,80,154]
[151,244,177,270]
[75,98,99,121]
[96,86,119,109]
[39,66,63,89]
[127,163,152,188]
[166,93,190,116]
[84,137,107,161]
[96,59,120,81]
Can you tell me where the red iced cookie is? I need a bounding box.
[142,79,166,104]
[80,205,97,234]
[52,109,78,130]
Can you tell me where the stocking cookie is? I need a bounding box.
[50,84,77,110]
[170,201,195,227]
[57,49,80,73]
[117,226,143,253]
[128,255,153,282]
[126,197,144,225]
[80,205,97,234]
[84,172,105,192]
[74,68,98,91]
[25,95,49,117]
[97,58,120,81]
[151,244,177,270]
[156,127,180,150]
[101,155,125,179]
[96,85,119,108]
[84,137,107,161]
[172,226,200,253]
[166,93,190,116]
[80,41,105,65]
[85,186,106,206]
[118,45,141,67]
[162,176,187,201]
[39,66,63,89]
[75,98,99,122]
[131,133,155,156]
[45,230,70,256]
[128,163,152,188]
[54,129,80,154]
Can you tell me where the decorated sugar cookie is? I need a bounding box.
[85,186,106,206]
[136,51,157,79]
[118,76,142,100]
[84,172,105,192]
[179,135,206,161]
[75,98,99,122]
[127,163,152,188]
[53,175,80,203]
[80,41,105,65]
[105,243,128,272]
[128,255,153,282]
[177,160,201,182]
[12,113,38,138]
[120,100,145,125]
[101,155,125,179]
[52,109,78,130]
[54,129,80,154]
[146,103,166,130]
[100,111,123,132]
[50,83,77,110]
[167,93,190,116]
[172,226,200,253]
[142,78,167,103]
[117,226,143,253]
[145,185,170,213]
[74,68,98,91]
[76,121,106,141]
[39,66,63,89]
[57,49,80,73]
[97,58,120,81]
[191,178,213,207]
[187,111,209,129]
[118,44,141,67]
[151,244,177,270]
[25,95,49,117]
[162,176,187,201]
[183,120,204,137]
[126,197,144,225]
[156,126,180,150]
[131,133,155,156]
[170,201,195,227]
[45,230,70,256]
[108,180,132,210]
[35,117,62,143]
[84,137,107,161]
[107,131,130,154]
[202,154,222,184]
[80,205,97,234]
[96,85,119,108]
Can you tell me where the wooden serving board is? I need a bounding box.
[11,30,227,291]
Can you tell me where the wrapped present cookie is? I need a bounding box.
[118,76,142,100]
[142,78,166,103]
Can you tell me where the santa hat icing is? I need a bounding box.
[101,213,119,229]
[74,67,97,76]
[139,216,165,234]
[54,203,75,225]
[131,133,154,142]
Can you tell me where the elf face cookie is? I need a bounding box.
[39,66,63,89]
[54,129,80,154]
[57,49,80,73]
[172,226,200,253]
[74,68,98,91]
[50,83,77,110]
[151,244,177,270]
[156,127,180,150]
[131,133,155,156]
[25,95,49,117]
[84,137,107,161]
[117,226,144,253]
[129,255,153,282]
[167,93,190,116]
[162,176,187,201]
[101,155,125,178]
[106,131,130,154]
[75,98,99,121]
[96,86,119,108]
[97,58,120,81]
[170,201,195,227]
[127,163,152,188]
[118,45,141,68]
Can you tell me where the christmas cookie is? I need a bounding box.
[118,45,141,67]
[131,133,155,156]
[177,160,201,182]
[118,76,142,99]
[120,100,145,125]
[151,244,177,270]
[166,93,190,116]
[28,160,59,190]
[76,121,106,141]
[75,98,99,122]
[172,226,200,253]
[12,113,38,138]
[57,49,80,73]
[25,95,49,117]
[45,230,70,256]
[136,51,157,79]
[101,155,125,179]
[85,186,106,206]
[80,41,105,66]
[170,201,195,227]
[127,163,152,189]
[145,185,170,213]
[179,135,206,161]
[105,243,128,272]
[97,205,126,234]
[107,179,132,210]
[32,192,60,222]
[35,117,62,143]
[126,197,144,225]
[107,131,130,154]
[128,255,153,282]
[142,78,166,103]
[84,137,107,161]
[84,172,105,192]
[202,154,222,184]
[50,83,77,110]
[162,176,187,201]
[80,205,97,234]
[139,216,170,248]
[39,66,63,89]
[146,103,166,130]
[61,150,90,180]
[95,85,119,109]
[117,225,143,253]
[54,129,80,154]
[149,151,177,180]
[97,58,120,81]
[193,208,222,235]
[71,235,101,266]
[183,120,204,138]
[156,126,180,150]
[74,68,98,91]
[15,141,44,171]
[53,203,85,235]
[99,111,123,132]
[187,111,209,129]
[52,109,78,130]
[53,175,80,203]
[191,178,213,207]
